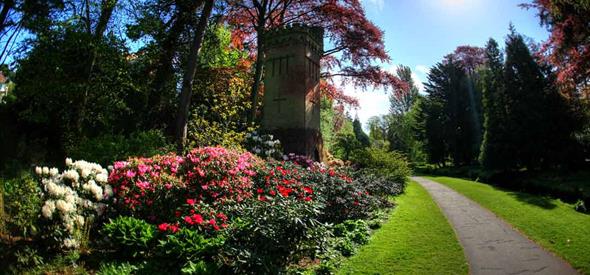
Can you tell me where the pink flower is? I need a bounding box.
[184,216,194,225]
[137,164,149,175]
[209,219,216,225]
[114,161,127,169]
[126,170,136,178]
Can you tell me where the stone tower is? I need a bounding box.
[262,24,324,160]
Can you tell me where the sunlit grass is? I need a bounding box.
[338,180,468,275]
[427,176,590,274]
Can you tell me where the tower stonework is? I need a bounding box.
[262,24,324,160]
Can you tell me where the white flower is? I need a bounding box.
[63,169,80,184]
[41,200,56,218]
[56,200,73,214]
[35,167,43,175]
[283,155,289,161]
[45,180,65,197]
[107,165,114,171]
[63,238,79,248]
[65,158,73,166]
[95,173,108,184]
[65,194,77,204]
[49,168,59,177]
[75,215,84,227]
[80,168,90,179]
[265,150,272,156]
[42,167,49,175]
[254,148,261,154]
[269,135,274,139]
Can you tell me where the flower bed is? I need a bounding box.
[3,146,409,274]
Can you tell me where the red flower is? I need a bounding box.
[303,186,313,194]
[184,216,194,225]
[192,214,204,224]
[186,198,196,206]
[304,196,312,202]
[269,190,276,196]
[257,188,264,194]
[209,219,216,225]
[158,223,169,232]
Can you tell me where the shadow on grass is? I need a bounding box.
[506,190,557,210]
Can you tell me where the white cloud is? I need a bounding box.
[415,65,430,75]
[411,71,425,93]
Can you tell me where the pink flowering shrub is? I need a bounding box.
[183,147,260,205]
[108,154,184,223]
[108,147,261,234]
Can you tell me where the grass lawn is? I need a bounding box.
[426,176,590,274]
[338,180,468,275]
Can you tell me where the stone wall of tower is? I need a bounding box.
[261,24,324,160]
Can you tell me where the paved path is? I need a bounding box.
[412,176,578,275]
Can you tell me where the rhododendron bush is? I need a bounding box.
[37,158,113,250]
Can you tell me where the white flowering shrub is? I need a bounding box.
[244,131,283,159]
[36,158,113,250]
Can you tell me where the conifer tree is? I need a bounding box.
[353,118,371,147]
[479,38,509,169]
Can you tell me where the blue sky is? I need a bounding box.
[346,0,549,128]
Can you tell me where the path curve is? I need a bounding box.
[412,176,578,275]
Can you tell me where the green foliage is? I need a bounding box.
[7,27,142,166]
[333,132,363,161]
[221,199,327,274]
[68,130,173,165]
[97,261,141,275]
[321,97,337,153]
[418,59,481,166]
[187,68,253,150]
[479,29,582,170]
[199,25,248,69]
[352,147,411,185]
[1,172,42,238]
[157,228,224,263]
[352,119,370,147]
[101,217,157,258]
[479,38,508,169]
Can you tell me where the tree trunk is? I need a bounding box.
[175,0,214,153]
[248,9,267,124]
[94,0,118,39]
[148,1,203,128]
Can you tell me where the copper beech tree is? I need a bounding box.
[523,0,590,97]
[224,0,408,122]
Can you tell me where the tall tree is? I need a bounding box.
[523,0,590,97]
[175,0,214,153]
[421,59,476,166]
[225,0,407,123]
[390,65,418,115]
[479,38,509,169]
[353,118,370,147]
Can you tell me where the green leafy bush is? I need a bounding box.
[157,228,224,265]
[353,147,411,184]
[97,261,140,275]
[1,172,42,238]
[221,198,327,274]
[68,130,172,165]
[101,216,157,258]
